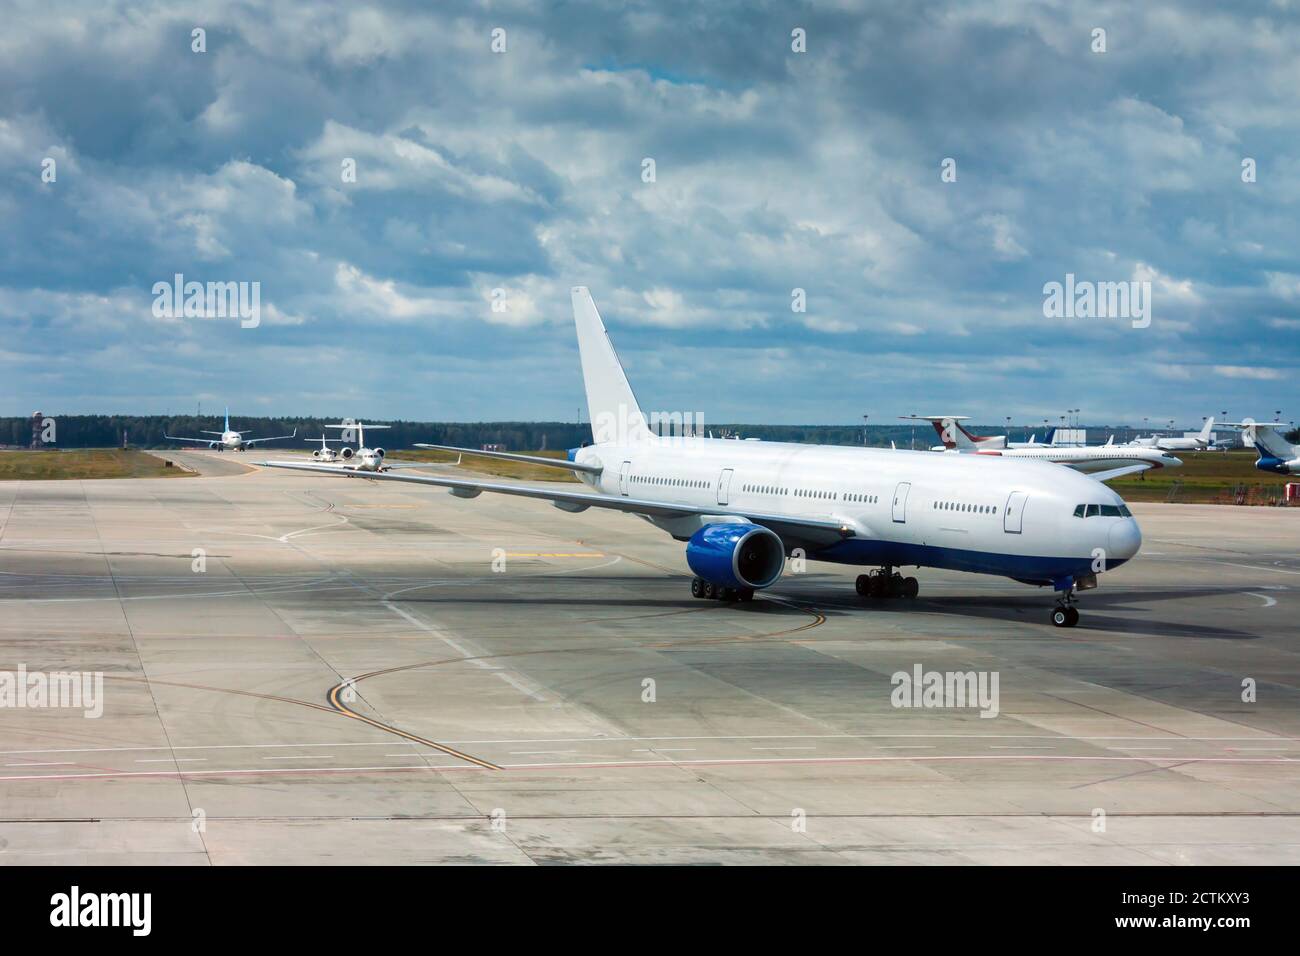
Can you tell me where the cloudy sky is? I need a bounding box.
[2,0,1297,428]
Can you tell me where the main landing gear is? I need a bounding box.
[855,567,918,600]
[690,577,755,602]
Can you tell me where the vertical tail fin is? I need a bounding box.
[224,406,230,432]
[571,287,652,444]
[1199,416,1215,442]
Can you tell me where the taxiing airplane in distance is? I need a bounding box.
[263,288,1145,627]
[1123,417,1217,451]
[165,407,295,452]
[917,416,1180,477]
[307,434,344,463]
[264,421,428,473]
[1223,421,1300,474]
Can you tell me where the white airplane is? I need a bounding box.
[1123,418,1216,451]
[911,415,1007,451]
[307,434,344,463]
[1223,421,1300,474]
[165,407,295,452]
[265,421,428,473]
[262,288,1145,627]
[918,416,1181,476]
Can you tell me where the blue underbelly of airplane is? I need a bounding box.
[811,538,1127,584]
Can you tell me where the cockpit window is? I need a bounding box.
[1074,503,1133,518]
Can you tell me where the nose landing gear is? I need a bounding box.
[1051,586,1080,627]
[855,567,918,599]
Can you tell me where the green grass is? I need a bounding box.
[1107,449,1293,503]
[0,448,193,481]
[400,448,580,482]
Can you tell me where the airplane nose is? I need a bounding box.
[1108,519,1142,561]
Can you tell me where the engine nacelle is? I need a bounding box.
[685,523,784,591]
[1256,455,1299,474]
[340,447,355,460]
[373,447,386,458]
[312,449,322,459]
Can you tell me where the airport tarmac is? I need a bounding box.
[1,449,1298,864]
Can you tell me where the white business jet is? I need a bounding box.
[264,421,427,473]
[918,416,1180,476]
[1123,418,1216,451]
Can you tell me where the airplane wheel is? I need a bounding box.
[720,587,737,602]
[691,578,704,599]
[1065,607,1079,627]
[703,581,719,600]
[855,575,870,596]
[1051,608,1071,628]
[870,576,888,599]
[903,577,919,599]
[738,588,755,602]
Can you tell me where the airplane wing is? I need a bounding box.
[1088,463,1152,482]
[259,460,859,549]
[376,459,448,470]
[241,429,297,446]
[258,459,465,473]
[413,443,603,475]
[165,434,220,445]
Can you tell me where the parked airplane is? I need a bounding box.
[1223,421,1300,474]
[912,415,1006,451]
[165,407,295,451]
[1123,418,1216,451]
[919,416,1181,476]
[262,288,1144,627]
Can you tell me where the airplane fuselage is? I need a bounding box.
[572,437,1141,587]
[969,445,1180,474]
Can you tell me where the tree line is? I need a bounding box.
[4,415,1290,451]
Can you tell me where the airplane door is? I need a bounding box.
[619,460,631,496]
[892,481,911,523]
[717,468,734,506]
[1003,491,1027,533]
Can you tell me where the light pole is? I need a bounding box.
[862,414,869,446]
